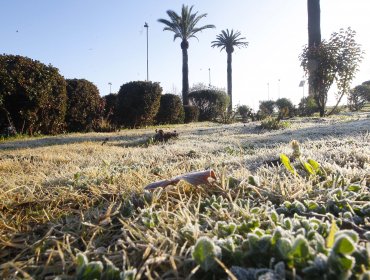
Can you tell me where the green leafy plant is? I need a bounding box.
[192,236,222,271]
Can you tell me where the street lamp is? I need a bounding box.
[108,82,112,94]
[144,22,149,81]
[208,68,211,87]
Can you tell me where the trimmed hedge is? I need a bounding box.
[188,89,229,121]
[0,54,67,135]
[65,79,104,132]
[156,94,184,124]
[115,81,162,128]
[184,105,199,123]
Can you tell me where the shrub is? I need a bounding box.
[237,105,255,122]
[0,54,67,135]
[65,79,104,132]
[102,93,118,125]
[348,84,370,111]
[184,105,199,123]
[115,81,162,128]
[188,89,229,121]
[156,94,184,124]
[275,98,296,119]
[260,116,290,130]
[298,96,319,116]
[259,100,276,118]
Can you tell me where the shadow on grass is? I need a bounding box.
[0,132,154,151]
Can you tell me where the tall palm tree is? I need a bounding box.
[158,5,215,105]
[307,0,321,48]
[211,29,248,112]
[307,0,321,96]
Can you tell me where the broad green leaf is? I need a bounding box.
[76,253,88,268]
[276,238,292,258]
[326,220,339,248]
[77,261,103,280]
[333,235,355,255]
[302,161,314,175]
[305,200,319,211]
[337,255,354,270]
[335,230,359,244]
[347,184,361,192]
[247,175,260,187]
[192,237,221,271]
[280,154,296,175]
[307,159,320,172]
[291,236,309,258]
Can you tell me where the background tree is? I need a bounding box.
[300,28,363,116]
[307,0,321,96]
[115,81,162,128]
[65,79,104,132]
[348,83,370,111]
[211,29,248,112]
[275,97,295,118]
[188,89,229,121]
[259,100,276,118]
[237,105,254,122]
[158,5,215,105]
[156,94,185,124]
[0,54,67,135]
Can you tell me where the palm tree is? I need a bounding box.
[307,0,321,96]
[158,5,215,105]
[307,0,321,48]
[211,29,248,112]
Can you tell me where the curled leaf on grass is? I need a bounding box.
[144,169,217,190]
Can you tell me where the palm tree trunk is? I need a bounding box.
[307,0,321,97]
[227,51,232,112]
[181,40,189,105]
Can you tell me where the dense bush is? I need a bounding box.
[102,93,117,124]
[0,54,67,135]
[188,89,229,121]
[348,83,370,111]
[156,94,184,124]
[259,100,275,118]
[65,79,104,132]
[237,105,255,122]
[184,105,199,123]
[298,96,319,116]
[115,81,162,128]
[275,97,295,119]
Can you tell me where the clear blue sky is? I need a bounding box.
[2,0,370,110]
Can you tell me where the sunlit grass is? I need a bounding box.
[0,113,369,278]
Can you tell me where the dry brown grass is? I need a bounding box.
[0,113,369,279]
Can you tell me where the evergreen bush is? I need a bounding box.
[156,94,184,124]
[184,105,199,123]
[65,79,104,132]
[0,54,67,135]
[188,89,229,121]
[115,81,162,128]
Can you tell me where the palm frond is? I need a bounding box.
[158,4,214,42]
[211,29,249,52]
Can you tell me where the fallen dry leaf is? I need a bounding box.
[144,169,217,190]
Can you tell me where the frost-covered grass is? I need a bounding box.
[0,113,369,279]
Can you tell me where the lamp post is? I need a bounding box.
[208,68,211,87]
[278,79,281,99]
[108,82,112,94]
[144,22,149,81]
